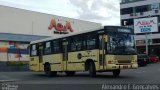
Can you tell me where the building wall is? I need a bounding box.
[121,0,160,9]
[0,5,101,37]
[0,53,7,61]
[120,0,160,55]
[0,41,29,62]
[0,5,102,63]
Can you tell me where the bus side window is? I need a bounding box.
[31,44,37,56]
[44,41,51,54]
[52,40,61,53]
[70,38,76,51]
[82,40,86,50]
[106,42,110,54]
[99,39,102,50]
[86,35,96,49]
[70,36,82,51]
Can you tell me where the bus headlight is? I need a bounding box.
[108,60,117,64]
[108,61,112,64]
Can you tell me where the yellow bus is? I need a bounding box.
[29,26,138,77]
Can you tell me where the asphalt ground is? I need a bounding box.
[0,62,160,90]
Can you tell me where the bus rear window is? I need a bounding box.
[31,44,38,56]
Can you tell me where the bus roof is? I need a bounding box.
[30,26,103,44]
[30,26,132,44]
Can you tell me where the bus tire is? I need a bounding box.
[44,64,57,77]
[89,62,96,77]
[65,71,76,76]
[113,69,120,77]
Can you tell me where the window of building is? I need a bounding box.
[151,3,160,10]
[135,5,149,13]
[136,40,145,45]
[121,7,133,15]
[158,16,160,22]
[121,19,133,26]
[152,39,160,44]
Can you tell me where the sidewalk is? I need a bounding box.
[0,62,29,72]
[0,80,17,83]
[0,75,19,83]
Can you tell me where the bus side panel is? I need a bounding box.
[39,63,44,71]
[43,54,63,71]
[67,49,99,71]
[68,51,84,71]
[105,55,115,70]
[29,56,40,71]
[81,50,100,71]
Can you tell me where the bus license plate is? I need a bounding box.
[123,66,128,69]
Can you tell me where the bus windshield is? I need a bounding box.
[107,33,137,55]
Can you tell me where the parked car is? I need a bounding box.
[148,55,159,63]
[137,54,148,66]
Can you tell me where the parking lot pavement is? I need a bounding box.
[0,62,160,90]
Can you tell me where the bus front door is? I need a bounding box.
[99,35,106,70]
[62,41,68,71]
[38,46,43,71]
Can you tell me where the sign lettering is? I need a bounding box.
[134,17,158,34]
[48,19,74,34]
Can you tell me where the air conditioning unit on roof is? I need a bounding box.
[130,13,133,16]
[155,10,159,13]
[140,12,143,15]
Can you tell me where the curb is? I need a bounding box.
[0,80,18,83]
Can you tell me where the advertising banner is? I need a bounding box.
[134,17,158,34]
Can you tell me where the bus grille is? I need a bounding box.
[118,60,131,63]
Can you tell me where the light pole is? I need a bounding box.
[145,33,148,55]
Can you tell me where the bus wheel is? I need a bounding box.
[44,64,57,77]
[65,71,76,76]
[89,62,96,77]
[113,69,120,77]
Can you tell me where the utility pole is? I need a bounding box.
[145,33,148,55]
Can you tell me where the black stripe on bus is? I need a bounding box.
[68,61,85,64]
[68,61,97,64]
[50,63,61,64]
[44,60,98,65]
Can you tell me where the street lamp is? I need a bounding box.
[145,33,148,55]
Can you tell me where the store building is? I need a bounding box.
[120,0,160,55]
[0,5,101,62]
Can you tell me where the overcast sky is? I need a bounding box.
[0,0,121,26]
